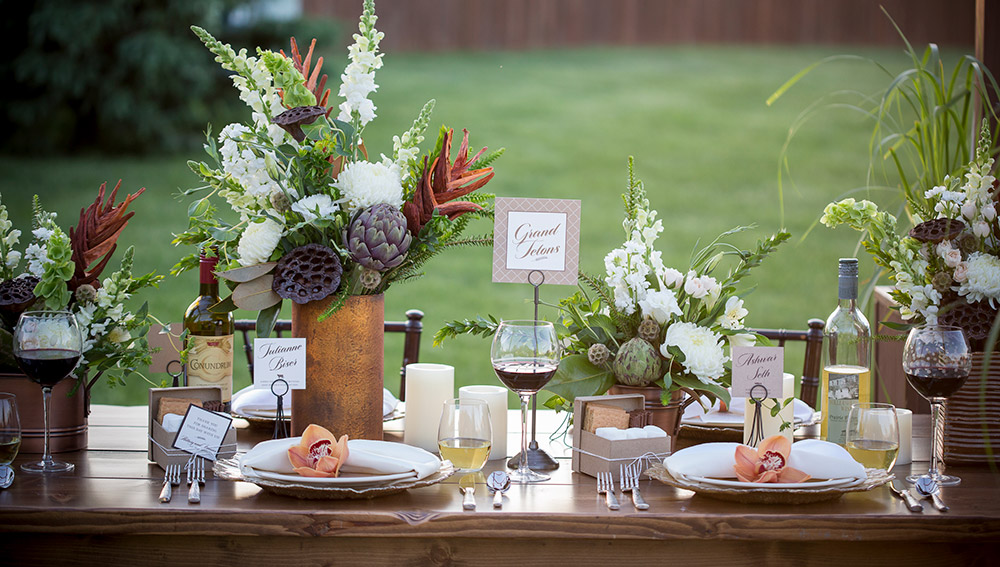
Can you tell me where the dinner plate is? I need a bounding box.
[248,468,416,486]
[681,474,860,489]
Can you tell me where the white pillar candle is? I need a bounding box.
[895,408,913,465]
[403,363,454,452]
[459,385,508,460]
[744,372,796,445]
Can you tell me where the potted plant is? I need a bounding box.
[437,159,789,435]
[175,0,502,438]
[0,184,162,452]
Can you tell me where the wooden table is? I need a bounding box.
[1,406,998,566]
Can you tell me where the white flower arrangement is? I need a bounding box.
[822,121,1000,349]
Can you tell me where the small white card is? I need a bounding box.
[731,346,784,399]
[171,405,233,461]
[253,338,306,390]
[492,197,580,285]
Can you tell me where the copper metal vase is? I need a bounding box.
[0,372,88,453]
[291,294,384,440]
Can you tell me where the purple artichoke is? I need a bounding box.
[345,204,412,272]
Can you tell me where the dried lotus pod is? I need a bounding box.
[271,243,342,304]
[908,218,965,243]
[637,317,660,343]
[273,105,327,143]
[937,298,999,351]
[0,276,39,327]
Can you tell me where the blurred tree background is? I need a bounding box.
[0,0,339,155]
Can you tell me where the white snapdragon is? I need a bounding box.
[337,4,385,126]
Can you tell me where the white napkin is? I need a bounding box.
[682,397,815,424]
[241,436,439,479]
[664,439,866,480]
[232,385,399,418]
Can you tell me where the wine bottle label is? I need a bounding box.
[186,334,234,402]
[820,364,871,445]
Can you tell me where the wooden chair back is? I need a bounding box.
[233,309,424,401]
[748,318,825,408]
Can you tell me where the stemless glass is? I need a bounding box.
[0,393,21,488]
[437,398,492,474]
[902,325,971,486]
[845,402,899,471]
[13,311,83,474]
[490,320,559,483]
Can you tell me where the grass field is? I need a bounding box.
[0,44,921,408]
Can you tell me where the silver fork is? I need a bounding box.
[158,464,181,503]
[621,463,649,510]
[187,457,204,504]
[597,471,619,510]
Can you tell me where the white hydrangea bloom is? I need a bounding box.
[661,322,727,384]
[291,194,340,222]
[237,218,284,266]
[334,159,404,212]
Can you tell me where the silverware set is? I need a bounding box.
[186,457,206,504]
[597,465,650,511]
[159,464,182,503]
[889,477,948,513]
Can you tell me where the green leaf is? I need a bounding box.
[255,302,282,338]
[211,226,241,242]
[188,199,210,218]
[671,373,731,405]
[209,295,238,313]
[302,122,331,141]
[544,354,614,403]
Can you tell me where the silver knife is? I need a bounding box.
[890,479,923,512]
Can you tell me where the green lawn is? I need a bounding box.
[0,44,918,408]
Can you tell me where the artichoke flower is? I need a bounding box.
[345,204,412,272]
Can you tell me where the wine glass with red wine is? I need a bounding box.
[491,320,559,483]
[902,325,971,486]
[13,311,83,474]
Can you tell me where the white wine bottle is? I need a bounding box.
[820,258,871,445]
[184,250,235,410]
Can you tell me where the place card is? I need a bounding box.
[171,404,234,461]
[731,346,784,399]
[492,197,581,285]
[253,338,306,389]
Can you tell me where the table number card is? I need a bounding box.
[171,404,234,461]
[731,346,784,398]
[492,197,581,285]
[253,338,306,390]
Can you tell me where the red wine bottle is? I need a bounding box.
[183,251,235,410]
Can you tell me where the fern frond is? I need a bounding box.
[470,147,505,170]
[433,315,500,346]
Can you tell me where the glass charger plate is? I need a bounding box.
[646,463,891,504]
[214,456,455,500]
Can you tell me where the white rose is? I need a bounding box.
[973,220,990,238]
[984,203,997,221]
[659,267,684,288]
[684,271,708,298]
[237,218,283,266]
[943,248,963,268]
[638,288,683,324]
[961,200,978,220]
[953,262,969,283]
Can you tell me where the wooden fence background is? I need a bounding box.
[303,0,976,52]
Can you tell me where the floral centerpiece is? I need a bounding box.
[438,159,789,418]
[821,121,999,351]
[174,0,501,334]
[0,184,162,399]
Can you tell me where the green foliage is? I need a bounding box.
[433,315,500,347]
[1,1,339,155]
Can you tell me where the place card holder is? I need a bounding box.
[571,394,671,481]
[148,386,237,470]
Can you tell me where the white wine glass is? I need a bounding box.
[13,310,83,474]
[845,402,899,471]
[437,398,492,474]
[0,393,21,488]
[490,320,559,484]
[902,325,971,486]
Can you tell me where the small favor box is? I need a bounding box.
[148,386,237,469]
[571,394,670,481]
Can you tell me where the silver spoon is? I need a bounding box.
[913,477,949,512]
[487,470,510,509]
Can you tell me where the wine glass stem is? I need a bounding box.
[41,386,54,467]
[928,400,944,479]
[519,393,530,473]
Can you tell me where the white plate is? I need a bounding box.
[681,474,862,490]
[247,468,416,486]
